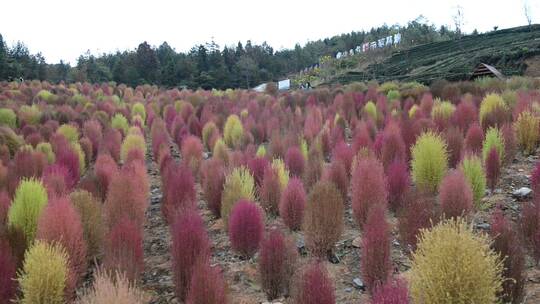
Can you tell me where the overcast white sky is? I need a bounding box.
[0,0,537,64]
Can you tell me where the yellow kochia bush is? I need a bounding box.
[411,131,448,193]
[223,114,244,148]
[515,111,539,155]
[220,166,255,228]
[409,218,503,304]
[120,133,146,162]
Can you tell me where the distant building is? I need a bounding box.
[278,79,290,91]
[470,63,505,80]
[253,83,267,92]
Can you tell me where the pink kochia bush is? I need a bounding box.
[464,123,484,155]
[54,142,81,186]
[259,229,297,300]
[398,191,436,252]
[386,160,411,212]
[228,199,264,258]
[100,128,122,162]
[103,217,144,282]
[162,162,196,223]
[332,141,354,175]
[531,161,540,196]
[171,210,211,301]
[0,239,17,303]
[294,261,335,304]
[361,206,391,293]
[279,177,306,231]
[0,190,10,225]
[260,166,282,215]
[322,159,349,200]
[351,157,388,228]
[380,124,406,169]
[186,261,228,304]
[370,278,410,304]
[37,196,87,293]
[439,169,473,219]
[485,148,501,192]
[201,158,225,218]
[42,164,71,198]
[248,156,270,188]
[94,153,118,201]
[521,197,540,263]
[181,135,204,175]
[285,146,305,177]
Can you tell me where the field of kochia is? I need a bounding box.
[1,76,540,303]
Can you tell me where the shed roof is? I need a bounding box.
[470,63,505,80]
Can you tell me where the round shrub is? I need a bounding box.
[18,241,69,304]
[362,206,391,293]
[201,158,225,218]
[304,147,323,190]
[7,178,48,245]
[322,159,348,201]
[464,123,484,155]
[303,181,343,257]
[409,218,503,304]
[501,123,517,164]
[78,269,146,304]
[120,133,146,163]
[363,101,378,121]
[0,108,17,129]
[293,261,335,304]
[479,93,508,130]
[386,160,411,212]
[248,156,270,188]
[439,169,473,218]
[515,111,539,155]
[42,164,70,197]
[285,146,305,177]
[482,127,505,165]
[36,142,55,164]
[445,127,463,168]
[161,162,196,223]
[186,261,227,304]
[70,190,104,260]
[111,114,129,136]
[260,166,283,215]
[398,191,436,253]
[271,158,289,190]
[279,177,306,231]
[0,239,17,303]
[411,131,448,193]
[101,128,122,162]
[201,121,219,152]
[223,114,244,148]
[103,217,143,282]
[431,100,455,130]
[220,167,255,228]
[212,138,229,165]
[460,155,487,208]
[131,102,146,121]
[371,278,410,304]
[228,199,264,258]
[83,119,103,157]
[380,124,406,170]
[486,148,501,192]
[171,210,211,301]
[351,156,388,227]
[56,124,79,144]
[181,135,203,175]
[94,153,118,201]
[332,141,354,175]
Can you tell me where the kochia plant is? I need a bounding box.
[293,261,335,304]
[515,111,539,155]
[223,114,244,148]
[460,155,487,208]
[220,167,256,228]
[351,156,388,227]
[438,169,473,218]
[361,206,391,293]
[411,131,448,193]
[228,199,264,258]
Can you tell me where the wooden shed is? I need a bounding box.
[470,63,505,80]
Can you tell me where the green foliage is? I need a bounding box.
[300,138,308,160]
[56,124,79,144]
[363,101,377,121]
[223,114,244,148]
[431,99,455,120]
[131,102,146,121]
[120,133,146,162]
[212,138,229,164]
[256,145,266,157]
[111,114,129,135]
[0,108,16,128]
[411,131,448,193]
[515,111,539,155]
[460,155,487,208]
[221,167,256,228]
[71,190,104,261]
[386,89,400,101]
[8,178,48,245]
[409,218,503,304]
[19,105,41,125]
[0,126,23,156]
[18,241,69,304]
[202,121,218,151]
[72,142,86,175]
[482,127,505,164]
[378,81,399,94]
[36,142,55,163]
[271,158,290,190]
[479,94,507,127]
[408,104,419,118]
[36,89,57,103]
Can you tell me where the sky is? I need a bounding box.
[0,0,537,64]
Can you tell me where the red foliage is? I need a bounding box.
[25,132,43,148]
[42,164,71,197]
[103,217,144,282]
[285,146,305,177]
[351,157,388,228]
[322,160,348,200]
[228,199,264,258]
[186,261,228,304]
[162,162,196,223]
[54,142,80,186]
[37,196,87,292]
[0,161,7,191]
[482,106,510,131]
[248,156,270,188]
[279,178,306,231]
[171,210,211,301]
[0,239,17,304]
[201,158,225,218]
[100,128,122,162]
[398,191,436,252]
[294,261,335,304]
[371,278,410,304]
[0,191,9,225]
[381,124,406,169]
[521,197,540,263]
[259,229,297,300]
[452,99,478,132]
[269,134,285,160]
[124,148,145,165]
[304,148,323,190]
[79,136,93,163]
[94,153,118,201]
[486,148,501,192]
[531,162,540,196]
[260,167,282,215]
[13,149,46,180]
[362,206,391,293]
[386,160,411,212]
[501,123,517,164]
[352,121,374,154]
[445,127,464,168]
[464,123,484,155]
[181,135,204,175]
[332,141,354,175]
[439,170,473,219]
[83,119,103,156]
[490,208,525,303]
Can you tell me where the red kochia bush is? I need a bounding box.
[322,159,348,200]
[452,99,477,132]
[279,177,306,231]
[371,278,410,304]
[0,239,16,303]
[83,119,103,156]
[445,127,463,168]
[201,158,225,218]
[285,146,305,177]
[398,191,436,252]
[332,141,354,175]
[490,208,525,304]
[351,157,388,228]
[439,169,473,219]
[55,143,80,186]
[162,162,196,223]
[386,160,411,212]
[532,162,540,196]
[186,261,228,304]
[228,199,264,258]
[362,206,391,293]
[13,149,46,180]
[381,124,406,170]
[42,164,71,197]
[260,165,282,215]
[248,156,270,188]
[294,261,335,304]
[103,217,144,282]
[0,190,11,225]
[36,196,87,292]
[171,210,211,301]
[181,135,204,175]
[486,148,501,192]
[94,153,118,201]
[501,123,517,164]
[521,197,540,263]
[100,128,122,162]
[464,123,484,155]
[259,229,297,300]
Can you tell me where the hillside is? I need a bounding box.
[323,25,540,85]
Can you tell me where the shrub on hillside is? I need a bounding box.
[212,138,229,165]
[409,218,503,304]
[223,114,244,148]
[445,127,463,168]
[42,164,70,197]
[202,121,219,152]
[293,261,335,304]
[94,153,118,201]
[452,99,477,132]
[259,229,297,300]
[103,218,143,282]
[380,124,407,170]
[54,142,81,185]
[56,124,79,144]
[304,147,324,190]
[18,241,69,304]
[362,206,391,293]
[77,269,146,304]
[221,167,256,227]
[501,123,517,164]
[279,177,306,231]
[322,159,348,201]
[228,199,264,258]
[411,131,448,193]
[101,128,122,162]
[370,278,410,304]
[186,261,228,304]
[332,141,354,175]
[398,191,436,252]
[260,166,282,215]
[386,160,411,212]
[0,190,9,225]
[36,142,55,164]
[70,190,104,260]
[351,156,388,227]
[120,134,146,164]
[482,127,505,164]
[162,162,196,223]
[83,120,103,157]
[181,135,204,175]
[515,111,539,155]
[303,181,343,257]
[171,210,211,301]
[248,156,270,188]
[439,169,473,219]
[521,197,540,262]
[0,239,17,303]
[0,108,16,128]
[201,158,225,218]
[285,146,305,177]
[479,93,508,130]
[486,148,501,192]
[7,178,48,245]
[111,114,129,136]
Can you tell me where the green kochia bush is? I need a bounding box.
[460,155,487,208]
[482,127,505,165]
[0,108,16,128]
[7,178,48,245]
[411,131,448,193]
[223,114,244,149]
[111,114,129,136]
[220,166,256,228]
[131,102,146,121]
